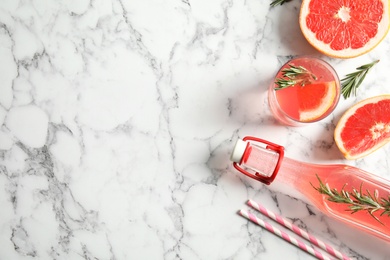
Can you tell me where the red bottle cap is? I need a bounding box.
[231,136,284,185]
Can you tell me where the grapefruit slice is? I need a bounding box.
[334,95,390,159]
[299,0,390,58]
[298,81,337,122]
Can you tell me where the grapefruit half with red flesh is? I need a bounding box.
[300,0,390,58]
[334,95,390,159]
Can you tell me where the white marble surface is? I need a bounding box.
[1,0,390,259]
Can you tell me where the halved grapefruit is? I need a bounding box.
[299,0,390,58]
[334,95,390,159]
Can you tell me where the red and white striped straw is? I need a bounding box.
[248,199,350,260]
[239,209,331,260]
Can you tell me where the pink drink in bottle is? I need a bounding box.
[231,136,390,242]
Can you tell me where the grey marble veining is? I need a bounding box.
[1,0,390,259]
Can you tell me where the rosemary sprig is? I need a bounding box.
[311,174,390,224]
[274,64,317,90]
[270,0,292,7]
[341,60,379,99]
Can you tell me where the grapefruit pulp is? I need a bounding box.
[299,0,390,58]
[334,95,390,159]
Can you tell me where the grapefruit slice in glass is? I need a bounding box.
[298,81,337,121]
[299,0,390,58]
[334,95,390,159]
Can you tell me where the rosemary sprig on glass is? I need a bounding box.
[312,174,390,224]
[274,64,317,90]
[270,0,292,7]
[341,60,379,99]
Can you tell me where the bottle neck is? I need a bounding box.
[242,143,280,179]
[235,140,320,201]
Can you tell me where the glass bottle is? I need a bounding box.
[231,136,390,242]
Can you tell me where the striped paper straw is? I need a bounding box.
[248,199,350,260]
[239,209,331,260]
